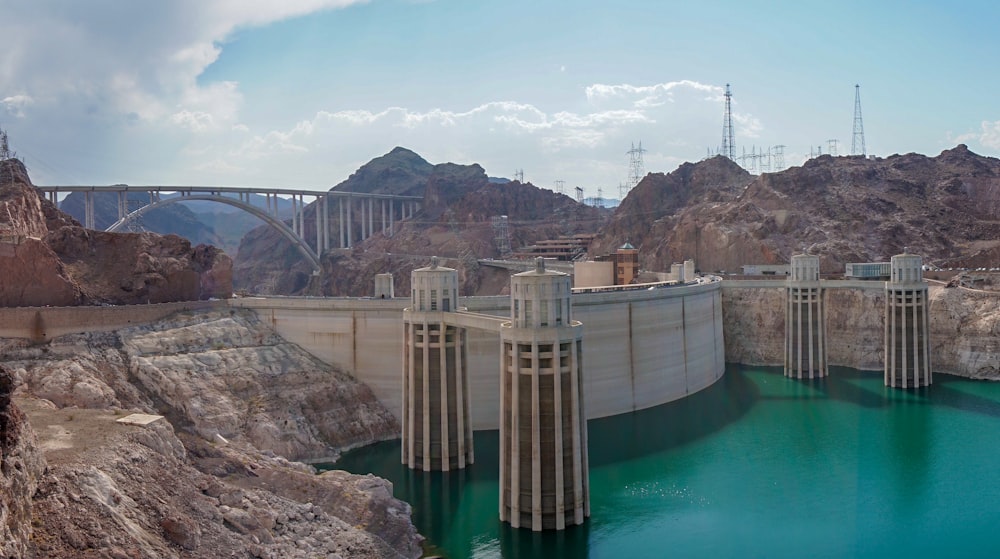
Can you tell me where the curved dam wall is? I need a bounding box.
[230,279,726,430]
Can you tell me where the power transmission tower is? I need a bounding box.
[772,145,786,171]
[514,169,524,183]
[828,139,839,157]
[721,83,735,160]
[575,186,584,204]
[595,187,603,208]
[554,180,565,195]
[852,84,866,156]
[491,215,512,257]
[626,141,646,189]
[0,126,14,160]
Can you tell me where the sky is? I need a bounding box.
[2,0,1000,198]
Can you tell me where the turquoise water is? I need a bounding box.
[334,365,1000,558]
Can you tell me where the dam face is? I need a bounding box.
[230,277,727,429]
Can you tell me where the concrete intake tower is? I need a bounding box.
[785,254,827,379]
[401,257,474,470]
[884,250,931,388]
[500,258,589,531]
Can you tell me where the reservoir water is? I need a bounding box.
[334,365,1000,558]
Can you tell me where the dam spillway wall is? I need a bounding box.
[229,279,726,430]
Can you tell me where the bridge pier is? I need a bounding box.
[785,254,827,379]
[402,257,474,471]
[885,250,931,388]
[500,258,589,531]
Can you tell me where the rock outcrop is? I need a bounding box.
[0,158,232,306]
[7,308,396,461]
[722,282,1000,378]
[3,308,420,558]
[235,147,602,297]
[0,365,46,558]
[595,145,1000,274]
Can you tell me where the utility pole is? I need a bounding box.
[852,84,866,156]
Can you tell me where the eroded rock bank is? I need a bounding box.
[0,365,46,558]
[1,308,421,559]
[723,283,1000,378]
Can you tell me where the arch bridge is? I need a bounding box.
[36,185,422,273]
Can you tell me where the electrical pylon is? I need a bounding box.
[852,84,866,156]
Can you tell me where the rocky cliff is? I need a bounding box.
[0,158,232,306]
[235,147,601,297]
[1,308,420,558]
[0,365,46,558]
[723,282,1000,378]
[596,145,1000,274]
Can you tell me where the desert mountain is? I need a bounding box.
[234,147,602,296]
[594,145,1000,274]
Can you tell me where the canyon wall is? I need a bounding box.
[722,281,1000,378]
[0,365,46,558]
[3,308,421,558]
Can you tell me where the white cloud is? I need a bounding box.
[970,120,1000,151]
[168,79,748,191]
[0,2,364,127]
[1,94,33,117]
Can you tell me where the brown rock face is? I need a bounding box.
[0,158,232,306]
[0,365,46,558]
[595,145,1000,274]
[235,147,603,297]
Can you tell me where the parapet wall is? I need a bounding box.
[230,281,726,430]
[0,300,227,342]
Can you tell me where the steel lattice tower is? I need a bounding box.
[852,84,866,156]
[721,84,735,160]
[626,141,646,189]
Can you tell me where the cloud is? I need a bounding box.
[0,1,365,127]
[1,94,33,117]
[970,120,1000,151]
[167,79,747,191]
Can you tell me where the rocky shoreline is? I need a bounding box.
[0,308,422,558]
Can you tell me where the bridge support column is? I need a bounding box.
[368,197,374,239]
[339,197,345,248]
[885,250,931,388]
[402,257,473,471]
[321,194,329,253]
[347,196,353,248]
[785,254,827,379]
[389,200,394,237]
[500,258,589,531]
[292,196,299,237]
[301,194,307,238]
[381,199,386,233]
[356,198,363,242]
[84,191,94,229]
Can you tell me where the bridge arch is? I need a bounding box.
[106,194,322,272]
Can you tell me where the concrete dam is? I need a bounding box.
[230,273,726,431]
